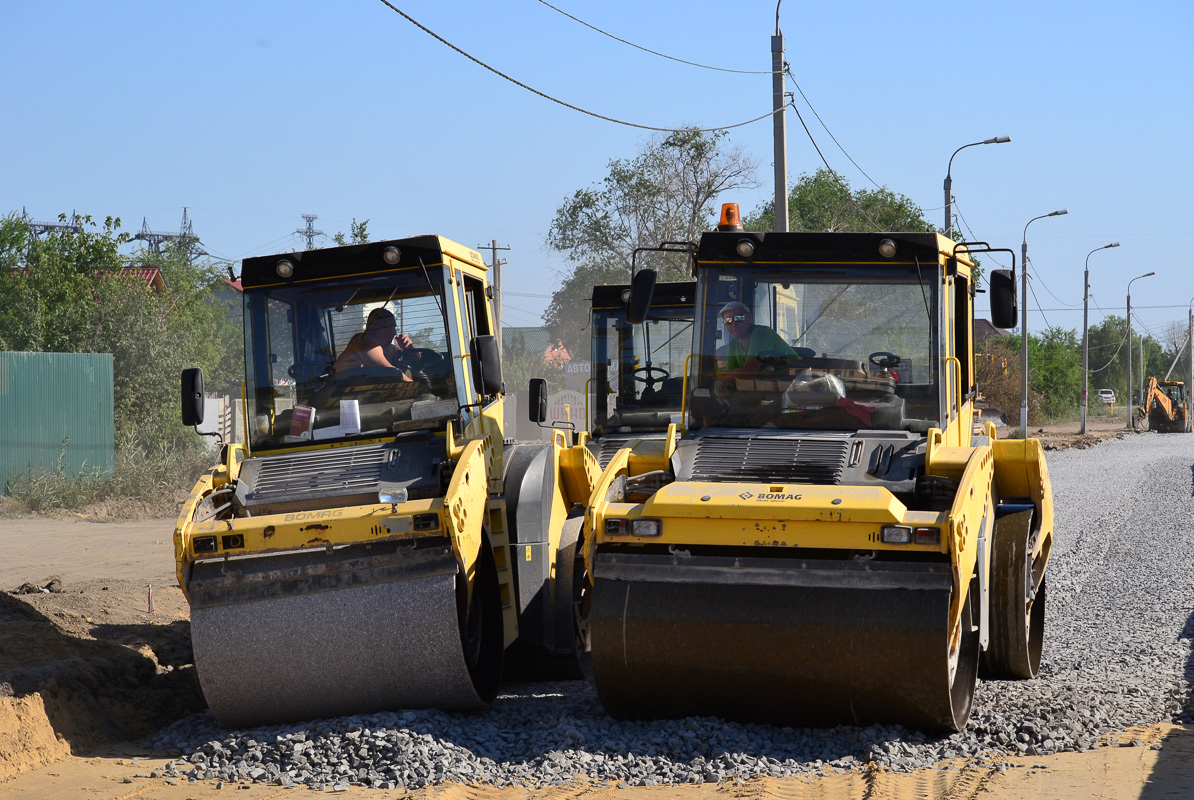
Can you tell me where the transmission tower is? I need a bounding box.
[22,207,82,237]
[295,214,323,250]
[132,208,208,258]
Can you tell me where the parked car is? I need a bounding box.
[1098,389,1116,404]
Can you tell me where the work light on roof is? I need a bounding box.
[383,246,401,265]
[275,259,295,278]
[736,238,756,258]
[878,239,898,258]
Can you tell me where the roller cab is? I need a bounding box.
[175,236,589,727]
[586,224,1054,732]
[586,280,695,468]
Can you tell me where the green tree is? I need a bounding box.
[746,170,982,284]
[333,218,370,246]
[0,212,241,453]
[1033,326,1083,419]
[746,169,933,234]
[544,128,758,355]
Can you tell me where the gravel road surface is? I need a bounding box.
[146,433,1194,790]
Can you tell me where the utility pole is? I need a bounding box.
[1127,291,1133,429]
[478,240,510,351]
[771,3,789,232]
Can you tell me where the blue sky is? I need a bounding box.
[4,0,1191,342]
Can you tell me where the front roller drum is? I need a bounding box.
[591,552,979,733]
[188,537,503,728]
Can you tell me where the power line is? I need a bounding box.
[1090,327,1130,373]
[786,68,882,190]
[374,0,786,132]
[1026,274,1055,330]
[534,0,775,75]
[1033,303,1190,312]
[1026,256,1079,308]
[785,100,887,233]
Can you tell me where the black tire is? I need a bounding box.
[554,515,592,679]
[981,507,1045,680]
[458,539,504,703]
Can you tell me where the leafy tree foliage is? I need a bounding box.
[0,212,241,454]
[745,169,934,234]
[746,170,982,284]
[544,128,757,355]
[333,218,370,246]
[978,315,1184,425]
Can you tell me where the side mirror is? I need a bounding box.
[528,378,547,423]
[989,269,1017,330]
[626,269,657,325]
[470,335,503,396]
[181,367,205,426]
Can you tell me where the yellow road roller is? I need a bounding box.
[176,235,595,727]
[583,207,1054,732]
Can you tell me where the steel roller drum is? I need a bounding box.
[591,551,976,732]
[189,539,487,728]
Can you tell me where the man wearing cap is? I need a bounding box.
[720,301,795,375]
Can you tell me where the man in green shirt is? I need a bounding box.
[721,301,795,375]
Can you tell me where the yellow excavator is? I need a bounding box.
[582,205,1054,732]
[176,235,596,727]
[1139,377,1189,433]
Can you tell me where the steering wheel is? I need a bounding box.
[288,361,334,382]
[869,351,901,370]
[755,350,794,369]
[393,348,447,379]
[633,366,669,389]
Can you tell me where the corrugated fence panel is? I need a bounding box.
[0,352,115,480]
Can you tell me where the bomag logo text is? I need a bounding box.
[756,493,803,501]
[283,510,345,523]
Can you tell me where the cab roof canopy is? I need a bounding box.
[239,235,485,289]
[696,231,969,269]
[591,280,695,310]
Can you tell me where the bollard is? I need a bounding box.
[147,583,155,614]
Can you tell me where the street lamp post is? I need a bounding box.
[1125,271,1156,429]
[943,136,1011,237]
[1020,209,1069,435]
[1080,242,1121,434]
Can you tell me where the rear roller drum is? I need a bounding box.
[981,507,1045,680]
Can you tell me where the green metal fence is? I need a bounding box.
[0,351,115,482]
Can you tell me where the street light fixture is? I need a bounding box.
[1019,209,1069,435]
[1080,242,1121,434]
[943,135,1011,237]
[1126,270,1156,429]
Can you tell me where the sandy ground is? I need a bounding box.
[3,426,1191,799]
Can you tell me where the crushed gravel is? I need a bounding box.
[147,432,1194,788]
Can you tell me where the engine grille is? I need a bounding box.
[592,433,669,469]
[689,435,848,484]
[247,443,388,504]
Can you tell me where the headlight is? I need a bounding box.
[631,519,662,537]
